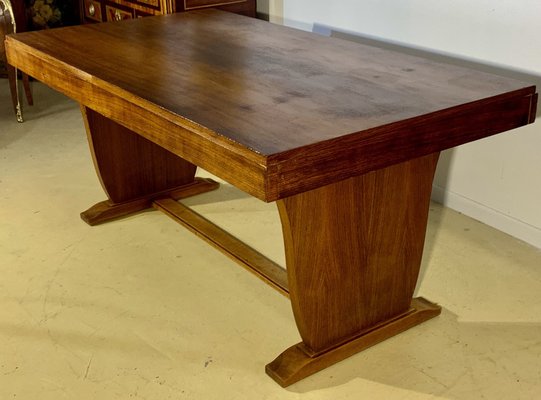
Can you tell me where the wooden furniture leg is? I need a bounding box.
[22,72,33,105]
[6,63,22,122]
[80,106,219,225]
[267,152,442,386]
[1,0,23,122]
[5,65,32,122]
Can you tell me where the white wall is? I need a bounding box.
[279,0,541,249]
[256,0,283,23]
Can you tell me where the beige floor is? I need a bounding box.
[1,80,541,400]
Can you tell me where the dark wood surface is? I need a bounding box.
[266,297,441,387]
[277,152,440,354]
[177,0,256,16]
[82,106,198,202]
[6,0,26,31]
[79,105,220,224]
[6,10,537,201]
[80,0,255,24]
[4,10,538,387]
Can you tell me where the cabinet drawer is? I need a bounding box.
[133,8,155,18]
[184,0,248,10]
[83,0,103,22]
[133,0,160,8]
[105,4,133,21]
[122,0,162,13]
[80,0,255,24]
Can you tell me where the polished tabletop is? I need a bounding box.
[6,10,537,200]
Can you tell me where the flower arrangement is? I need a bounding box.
[28,0,61,28]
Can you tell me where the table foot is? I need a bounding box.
[266,297,441,387]
[81,177,219,226]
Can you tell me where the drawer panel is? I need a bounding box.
[135,0,160,8]
[122,0,163,12]
[80,0,255,23]
[133,8,155,18]
[83,0,103,22]
[105,4,133,21]
[184,0,247,10]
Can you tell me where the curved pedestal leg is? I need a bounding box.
[80,106,218,225]
[267,152,441,386]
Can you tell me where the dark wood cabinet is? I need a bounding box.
[80,0,256,23]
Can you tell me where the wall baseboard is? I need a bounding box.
[431,185,541,250]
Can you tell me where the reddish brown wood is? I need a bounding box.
[154,198,289,296]
[21,72,32,105]
[5,11,536,201]
[277,153,440,354]
[6,36,268,199]
[82,106,198,203]
[4,11,538,387]
[5,62,18,113]
[105,4,133,22]
[179,0,256,17]
[530,93,539,124]
[79,0,255,23]
[266,297,441,387]
[80,106,220,224]
[81,177,219,225]
[82,0,103,22]
[266,92,535,200]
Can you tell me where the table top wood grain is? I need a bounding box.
[6,10,537,201]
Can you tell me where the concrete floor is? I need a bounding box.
[1,80,541,399]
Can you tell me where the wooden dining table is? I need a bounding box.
[5,10,537,387]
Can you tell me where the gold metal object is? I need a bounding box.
[0,0,24,122]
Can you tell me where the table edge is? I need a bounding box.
[6,35,271,200]
[6,35,538,202]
